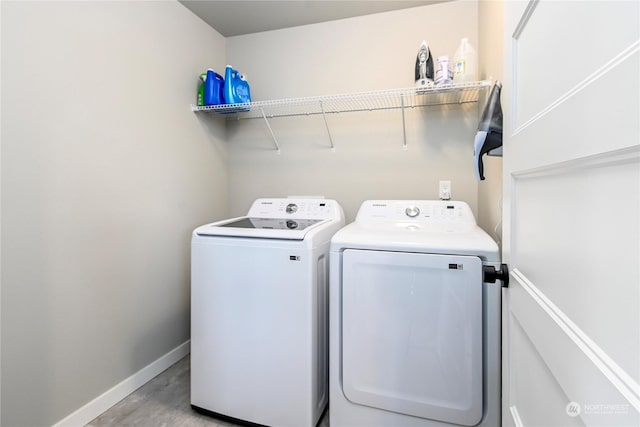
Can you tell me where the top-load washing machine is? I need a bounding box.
[191,197,345,427]
[329,200,506,427]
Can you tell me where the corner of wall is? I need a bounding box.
[477,0,504,246]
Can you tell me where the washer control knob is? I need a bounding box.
[286,203,298,214]
[405,206,420,218]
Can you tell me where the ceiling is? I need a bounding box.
[179,0,446,37]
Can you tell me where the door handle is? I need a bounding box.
[483,264,509,287]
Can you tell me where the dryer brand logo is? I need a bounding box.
[372,204,388,207]
[449,263,464,270]
[260,202,273,205]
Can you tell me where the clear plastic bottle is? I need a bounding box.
[453,38,477,83]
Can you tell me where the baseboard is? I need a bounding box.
[52,340,191,427]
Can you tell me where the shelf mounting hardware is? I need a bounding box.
[260,108,281,154]
[319,100,336,152]
[400,94,408,151]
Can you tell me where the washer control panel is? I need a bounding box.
[405,206,420,218]
[356,200,476,224]
[248,198,341,220]
[286,203,298,214]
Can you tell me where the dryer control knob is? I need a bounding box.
[405,206,420,218]
[286,203,298,214]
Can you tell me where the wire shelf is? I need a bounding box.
[191,80,492,119]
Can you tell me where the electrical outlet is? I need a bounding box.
[439,180,451,200]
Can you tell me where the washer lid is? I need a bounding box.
[195,216,330,240]
[218,217,324,231]
[195,198,344,240]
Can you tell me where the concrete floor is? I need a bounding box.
[86,355,329,427]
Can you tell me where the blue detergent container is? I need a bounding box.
[203,69,225,105]
[224,65,251,104]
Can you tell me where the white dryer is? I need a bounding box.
[329,200,506,427]
[191,198,345,427]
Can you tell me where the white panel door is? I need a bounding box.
[341,249,483,426]
[502,1,640,426]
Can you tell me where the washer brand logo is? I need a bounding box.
[290,256,300,261]
[372,204,387,207]
[449,263,464,270]
[260,202,273,205]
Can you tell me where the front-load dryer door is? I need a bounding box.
[341,249,483,426]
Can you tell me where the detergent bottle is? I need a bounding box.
[197,72,207,106]
[223,65,251,104]
[203,69,225,105]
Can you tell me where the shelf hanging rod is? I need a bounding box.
[319,101,336,152]
[260,108,281,154]
[401,95,408,151]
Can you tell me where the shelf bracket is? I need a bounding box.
[400,95,408,150]
[260,108,281,154]
[319,101,336,152]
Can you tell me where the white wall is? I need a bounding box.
[225,1,480,222]
[0,1,227,425]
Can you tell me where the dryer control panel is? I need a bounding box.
[248,198,342,220]
[355,200,477,224]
